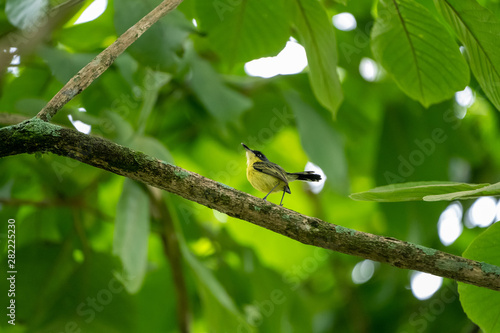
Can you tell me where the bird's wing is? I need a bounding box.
[252,162,289,184]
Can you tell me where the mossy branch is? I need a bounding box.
[2,118,500,292]
[2,0,499,293]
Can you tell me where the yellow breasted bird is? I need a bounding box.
[242,143,322,206]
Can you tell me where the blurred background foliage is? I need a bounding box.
[1,0,500,332]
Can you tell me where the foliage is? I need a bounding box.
[458,222,500,333]
[371,0,469,106]
[350,181,495,202]
[1,0,500,332]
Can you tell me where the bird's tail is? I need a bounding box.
[287,171,321,182]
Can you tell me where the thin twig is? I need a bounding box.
[35,0,184,122]
[2,119,500,292]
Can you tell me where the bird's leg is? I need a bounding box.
[263,183,280,201]
[279,191,286,206]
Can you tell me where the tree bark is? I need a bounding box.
[2,118,500,292]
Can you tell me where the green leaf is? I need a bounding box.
[15,98,47,115]
[0,67,50,114]
[182,247,244,325]
[424,181,500,201]
[188,52,253,124]
[132,136,174,164]
[6,0,48,30]
[58,0,115,52]
[371,0,469,107]
[0,244,134,332]
[134,264,179,332]
[350,181,489,202]
[38,46,96,84]
[194,0,289,67]
[0,243,75,329]
[163,193,253,332]
[55,252,134,333]
[103,111,135,145]
[292,0,343,116]
[136,69,171,135]
[114,0,192,70]
[435,0,500,111]
[286,91,349,194]
[180,235,254,332]
[113,179,150,293]
[458,222,500,332]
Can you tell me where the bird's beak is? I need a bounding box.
[241,143,256,163]
[241,143,252,152]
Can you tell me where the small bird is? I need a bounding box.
[242,143,322,206]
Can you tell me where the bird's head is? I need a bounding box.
[241,143,269,165]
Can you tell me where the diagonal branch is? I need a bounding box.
[35,0,184,122]
[2,118,500,292]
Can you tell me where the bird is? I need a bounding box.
[242,143,322,206]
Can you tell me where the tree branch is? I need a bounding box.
[35,0,184,122]
[2,118,500,291]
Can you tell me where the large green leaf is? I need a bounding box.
[371,0,469,107]
[5,0,48,30]
[187,52,253,124]
[114,0,192,70]
[0,68,50,114]
[50,252,134,333]
[193,0,289,67]
[38,46,96,84]
[292,0,343,116]
[136,69,171,135]
[58,0,116,52]
[350,181,489,202]
[113,179,150,293]
[0,244,133,332]
[435,0,500,111]
[286,91,349,194]
[132,134,174,166]
[182,246,253,332]
[177,221,254,332]
[424,181,500,201]
[458,222,500,332]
